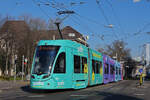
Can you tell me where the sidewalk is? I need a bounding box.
[0,80,29,90]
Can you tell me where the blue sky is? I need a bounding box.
[0,0,150,57]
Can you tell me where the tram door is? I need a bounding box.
[72,51,88,89]
[53,47,72,89]
[103,62,110,84]
[115,66,118,81]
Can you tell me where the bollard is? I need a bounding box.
[140,74,143,86]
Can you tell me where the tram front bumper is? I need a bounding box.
[30,80,56,89]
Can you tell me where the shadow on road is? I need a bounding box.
[67,92,144,100]
[20,85,144,100]
[20,85,75,94]
[97,92,143,100]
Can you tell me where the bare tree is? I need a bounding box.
[0,14,2,27]
[18,14,49,75]
[18,14,48,30]
[29,18,47,30]
[105,40,131,61]
[48,18,57,30]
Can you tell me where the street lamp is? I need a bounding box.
[113,46,122,61]
[104,24,114,28]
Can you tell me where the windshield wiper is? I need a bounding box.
[32,72,44,75]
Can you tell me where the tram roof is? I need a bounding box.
[37,40,88,49]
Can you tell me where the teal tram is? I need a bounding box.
[30,40,122,90]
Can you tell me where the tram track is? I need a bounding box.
[1,80,149,100]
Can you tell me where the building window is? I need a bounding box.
[54,53,66,73]
[82,57,87,73]
[74,55,81,73]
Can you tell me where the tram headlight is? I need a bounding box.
[42,74,50,79]
[31,75,35,79]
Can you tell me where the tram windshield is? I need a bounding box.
[32,46,60,75]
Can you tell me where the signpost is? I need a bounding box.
[139,68,143,73]
[139,68,143,86]
[14,55,17,82]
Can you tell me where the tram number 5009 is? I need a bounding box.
[58,82,64,86]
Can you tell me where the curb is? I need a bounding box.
[0,87,12,90]
[0,81,29,91]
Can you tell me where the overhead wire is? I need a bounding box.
[68,2,109,42]
[134,23,150,35]
[32,0,109,45]
[32,0,51,18]
[105,0,127,41]
[95,0,119,40]
[73,14,104,38]
[68,1,114,45]
[75,12,105,27]
[72,14,111,46]
[71,15,96,36]
[70,15,100,42]
[69,16,91,37]
[7,0,23,16]
[69,2,116,45]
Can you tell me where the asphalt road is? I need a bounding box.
[0,80,150,100]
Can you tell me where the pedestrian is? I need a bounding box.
[140,73,143,86]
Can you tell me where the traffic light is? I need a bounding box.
[24,58,28,65]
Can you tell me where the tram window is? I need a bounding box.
[54,53,66,73]
[113,67,115,74]
[116,67,118,75]
[110,66,112,75]
[120,68,122,75]
[99,61,102,74]
[110,65,114,75]
[120,68,121,75]
[96,61,100,74]
[117,68,119,75]
[119,68,121,75]
[74,55,81,73]
[92,60,96,73]
[104,63,109,74]
[82,57,87,73]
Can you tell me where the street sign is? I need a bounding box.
[139,68,143,73]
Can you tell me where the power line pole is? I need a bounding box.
[22,55,24,81]
[55,10,75,40]
[146,43,150,67]
[14,54,17,82]
[55,22,63,39]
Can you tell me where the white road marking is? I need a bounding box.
[1,87,11,90]
[107,94,112,97]
[70,94,89,97]
[134,93,144,96]
[28,95,45,98]
[132,88,137,90]
[0,95,28,100]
